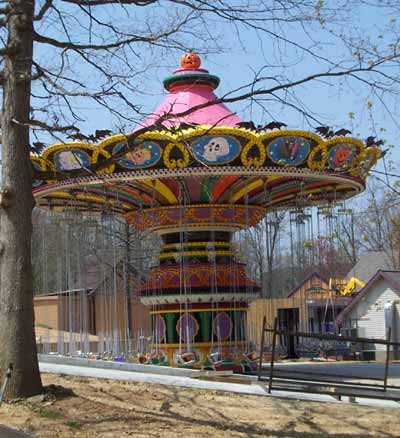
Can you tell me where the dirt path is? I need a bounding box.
[0,373,398,438]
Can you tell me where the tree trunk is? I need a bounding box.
[0,0,42,398]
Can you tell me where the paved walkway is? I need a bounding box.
[268,361,400,383]
[0,425,31,438]
[39,361,400,409]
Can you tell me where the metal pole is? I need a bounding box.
[258,316,266,381]
[384,327,391,392]
[0,364,13,407]
[268,317,278,394]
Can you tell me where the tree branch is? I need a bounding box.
[12,118,80,133]
[34,0,53,20]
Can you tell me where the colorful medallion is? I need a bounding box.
[176,313,199,343]
[268,136,310,165]
[114,141,161,169]
[328,143,357,170]
[54,149,90,171]
[191,136,240,164]
[213,312,232,341]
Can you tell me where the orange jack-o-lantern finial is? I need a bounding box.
[180,52,201,70]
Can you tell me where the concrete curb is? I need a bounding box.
[38,354,200,377]
[39,362,400,409]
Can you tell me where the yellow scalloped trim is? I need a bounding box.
[350,147,381,178]
[30,155,54,171]
[241,139,266,167]
[41,142,111,173]
[98,134,128,149]
[163,142,190,169]
[140,130,177,141]
[260,129,323,144]
[307,144,328,170]
[324,137,365,154]
[42,142,98,158]
[32,127,382,185]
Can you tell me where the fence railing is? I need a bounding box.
[257,317,400,401]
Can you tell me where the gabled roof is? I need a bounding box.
[35,256,142,297]
[287,272,329,298]
[345,251,392,284]
[336,270,400,325]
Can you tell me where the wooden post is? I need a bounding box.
[268,317,278,394]
[384,327,391,392]
[258,316,266,381]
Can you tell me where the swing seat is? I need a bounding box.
[176,351,197,366]
[137,354,148,364]
[244,351,259,362]
[87,353,98,360]
[150,351,166,359]
[148,351,167,365]
[208,352,222,364]
[178,359,197,366]
[208,352,233,366]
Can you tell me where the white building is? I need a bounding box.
[337,270,400,360]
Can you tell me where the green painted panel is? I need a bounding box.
[165,313,177,343]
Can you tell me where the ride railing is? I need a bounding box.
[36,333,152,361]
[257,317,400,401]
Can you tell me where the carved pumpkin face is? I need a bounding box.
[180,52,201,69]
[333,147,351,168]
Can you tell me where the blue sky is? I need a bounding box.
[60,3,399,160]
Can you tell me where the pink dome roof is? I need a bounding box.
[137,56,242,130]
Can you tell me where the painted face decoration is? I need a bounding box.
[202,137,230,162]
[333,147,351,169]
[56,150,85,170]
[115,141,161,169]
[126,145,152,165]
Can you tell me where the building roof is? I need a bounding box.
[345,251,392,284]
[336,269,400,325]
[287,272,329,298]
[35,255,142,297]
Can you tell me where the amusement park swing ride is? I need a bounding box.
[31,52,382,372]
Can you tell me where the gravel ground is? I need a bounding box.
[0,373,399,438]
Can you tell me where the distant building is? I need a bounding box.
[34,258,151,354]
[247,252,397,358]
[247,272,351,356]
[336,270,400,360]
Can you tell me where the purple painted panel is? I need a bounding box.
[177,313,198,343]
[213,312,232,341]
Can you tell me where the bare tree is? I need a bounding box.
[1,0,400,398]
[354,182,400,269]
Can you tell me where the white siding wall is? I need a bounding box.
[347,278,400,351]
